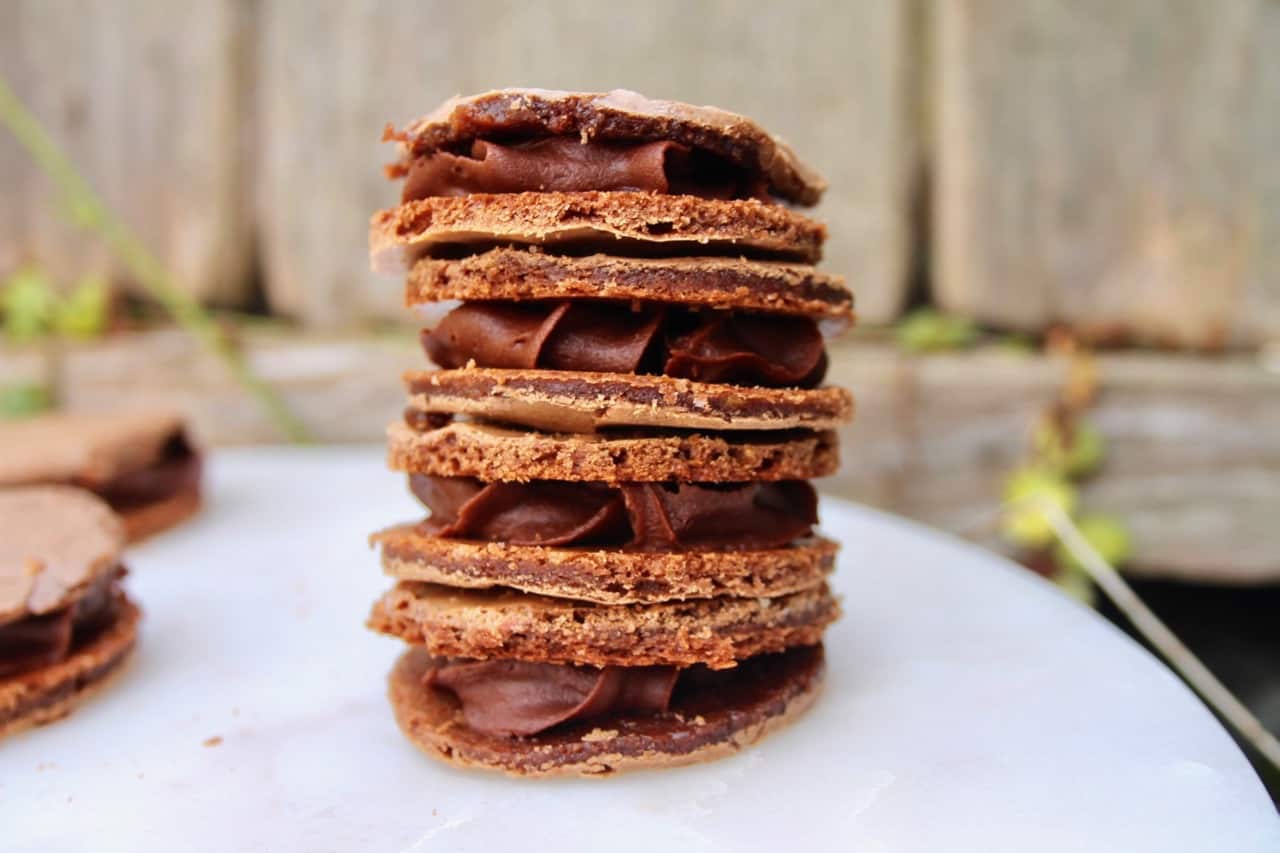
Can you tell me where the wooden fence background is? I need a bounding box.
[3,0,1278,345]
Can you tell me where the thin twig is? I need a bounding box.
[0,74,311,443]
[1039,501,1280,772]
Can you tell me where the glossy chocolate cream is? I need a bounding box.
[400,137,771,203]
[422,301,827,389]
[410,474,818,551]
[0,569,122,678]
[427,658,679,736]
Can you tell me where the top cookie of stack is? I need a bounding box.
[368,89,854,776]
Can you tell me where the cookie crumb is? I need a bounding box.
[202,735,223,748]
[580,728,618,742]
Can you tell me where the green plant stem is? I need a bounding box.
[0,75,311,443]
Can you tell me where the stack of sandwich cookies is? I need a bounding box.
[0,487,140,739]
[368,89,854,775]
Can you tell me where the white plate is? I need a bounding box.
[2,447,1276,853]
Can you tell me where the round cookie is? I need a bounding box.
[387,418,839,483]
[375,523,838,605]
[391,89,826,205]
[388,643,825,777]
[369,192,825,274]
[367,582,839,670]
[405,369,854,433]
[405,250,853,320]
[0,487,139,740]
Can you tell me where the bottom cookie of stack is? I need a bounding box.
[369,580,836,776]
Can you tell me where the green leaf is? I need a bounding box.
[2,266,58,342]
[54,275,109,340]
[1001,466,1078,548]
[1032,416,1106,478]
[1053,513,1133,573]
[896,309,979,353]
[0,383,52,419]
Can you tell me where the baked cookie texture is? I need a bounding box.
[387,419,840,483]
[369,191,826,274]
[367,88,852,775]
[406,250,853,320]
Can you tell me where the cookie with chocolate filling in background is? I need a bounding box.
[369,89,853,777]
[0,411,202,542]
[0,487,140,740]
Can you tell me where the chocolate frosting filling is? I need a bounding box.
[91,433,201,511]
[410,475,818,551]
[402,137,770,202]
[0,569,121,678]
[422,301,827,388]
[427,659,679,736]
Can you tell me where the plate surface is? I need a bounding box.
[2,447,1276,853]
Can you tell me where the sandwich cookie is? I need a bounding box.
[374,471,836,603]
[387,88,827,205]
[373,88,828,272]
[388,643,824,776]
[0,411,202,541]
[0,487,140,739]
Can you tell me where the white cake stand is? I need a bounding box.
[1,447,1276,853]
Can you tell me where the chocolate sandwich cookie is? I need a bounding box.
[0,487,140,739]
[388,643,824,776]
[388,419,839,483]
[0,411,202,541]
[387,88,826,205]
[406,250,853,321]
[368,582,838,670]
[369,192,825,273]
[405,369,853,433]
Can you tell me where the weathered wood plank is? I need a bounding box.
[934,0,1280,348]
[255,0,918,327]
[0,1,252,305]
[5,332,1276,583]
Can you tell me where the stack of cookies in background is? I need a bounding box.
[367,90,854,776]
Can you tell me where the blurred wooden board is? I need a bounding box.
[4,331,1277,584]
[933,0,1280,348]
[0,0,252,305]
[254,0,918,327]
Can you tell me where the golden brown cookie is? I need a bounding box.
[391,88,826,205]
[405,369,854,433]
[405,249,852,320]
[374,522,837,605]
[369,192,825,274]
[388,643,824,777]
[368,582,838,670]
[387,418,839,483]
